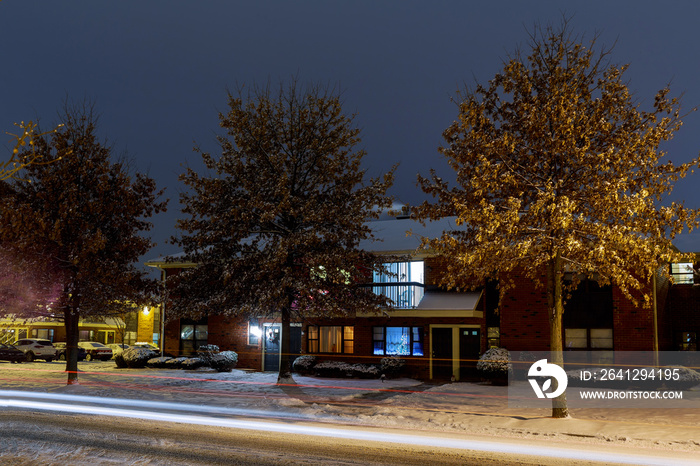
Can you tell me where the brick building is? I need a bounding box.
[146,216,697,381]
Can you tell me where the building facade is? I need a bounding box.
[146,216,696,381]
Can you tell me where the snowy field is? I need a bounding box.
[1,359,699,463]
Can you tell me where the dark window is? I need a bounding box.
[180,320,208,356]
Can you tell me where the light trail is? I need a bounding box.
[0,391,693,466]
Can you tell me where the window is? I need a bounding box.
[679,332,697,351]
[671,263,694,284]
[373,261,425,308]
[487,327,500,348]
[307,326,354,354]
[565,328,613,349]
[248,319,261,346]
[372,327,423,356]
[31,328,54,342]
[180,323,208,355]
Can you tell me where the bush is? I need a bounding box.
[380,357,406,378]
[209,351,238,372]
[113,352,128,368]
[663,366,700,390]
[292,355,317,375]
[196,344,220,366]
[312,360,381,378]
[476,348,512,385]
[122,347,158,368]
[196,344,237,372]
[181,357,205,370]
[165,357,188,368]
[147,357,173,368]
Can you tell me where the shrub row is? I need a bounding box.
[114,345,238,372]
[292,355,406,379]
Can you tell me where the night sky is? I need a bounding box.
[3,1,700,264]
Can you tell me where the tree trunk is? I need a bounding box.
[547,250,569,418]
[277,305,294,385]
[64,305,80,385]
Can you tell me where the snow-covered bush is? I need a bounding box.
[313,360,381,378]
[513,352,537,380]
[147,357,172,368]
[122,347,158,368]
[313,361,352,378]
[292,355,317,375]
[663,366,700,390]
[113,352,128,368]
[476,348,512,385]
[380,356,406,378]
[209,351,238,372]
[196,344,237,372]
[181,357,205,370]
[351,363,380,379]
[165,357,188,368]
[196,344,220,366]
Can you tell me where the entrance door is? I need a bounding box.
[263,324,280,372]
[431,327,453,379]
[459,328,481,381]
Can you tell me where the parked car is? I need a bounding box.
[53,342,87,361]
[13,339,56,362]
[133,342,159,351]
[107,343,130,358]
[77,341,113,361]
[0,343,26,363]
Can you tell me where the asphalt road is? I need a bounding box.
[0,410,616,466]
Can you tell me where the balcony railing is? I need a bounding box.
[372,282,425,309]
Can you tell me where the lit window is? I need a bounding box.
[307,326,354,354]
[487,327,500,348]
[671,263,694,284]
[373,261,425,308]
[372,327,423,356]
[565,328,613,349]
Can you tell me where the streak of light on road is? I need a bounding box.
[0,390,693,466]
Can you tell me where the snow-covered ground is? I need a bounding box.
[1,360,699,460]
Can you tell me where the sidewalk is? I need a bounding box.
[1,360,698,454]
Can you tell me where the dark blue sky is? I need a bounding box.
[3,1,700,263]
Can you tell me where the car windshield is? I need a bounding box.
[90,343,106,347]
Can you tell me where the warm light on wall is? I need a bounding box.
[142,306,150,316]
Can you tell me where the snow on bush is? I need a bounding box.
[165,357,188,368]
[209,351,238,372]
[147,357,172,368]
[113,352,128,368]
[196,344,238,372]
[181,357,205,370]
[122,347,158,368]
[380,357,406,378]
[292,355,317,375]
[663,366,700,390]
[313,360,381,378]
[476,348,512,384]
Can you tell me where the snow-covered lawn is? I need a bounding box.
[1,360,699,453]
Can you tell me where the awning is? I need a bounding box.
[416,291,481,311]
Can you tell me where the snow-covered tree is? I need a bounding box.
[172,80,395,383]
[0,101,167,383]
[414,21,700,418]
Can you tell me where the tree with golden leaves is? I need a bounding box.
[173,80,395,384]
[414,22,700,418]
[2,121,63,181]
